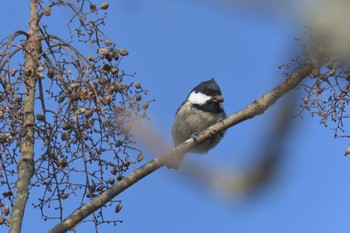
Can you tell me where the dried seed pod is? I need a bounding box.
[70,83,79,89]
[60,193,69,199]
[115,203,122,213]
[142,102,149,109]
[88,55,95,61]
[57,158,68,168]
[100,2,109,10]
[84,110,93,119]
[90,3,97,11]
[43,6,52,16]
[117,175,124,181]
[118,49,129,56]
[47,70,54,79]
[2,191,12,197]
[0,111,3,119]
[75,107,85,115]
[102,64,111,72]
[111,67,119,74]
[99,48,108,55]
[110,167,117,175]
[135,95,142,101]
[37,73,45,79]
[37,66,45,72]
[10,69,17,76]
[134,82,141,89]
[0,51,5,57]
[137,153,144,162]
[3,206,9,216]
[329,69,336,76]
[36,114,45,121]
[62,123,72,130]
[57,96,65,103]
[61,132,70,141]
[105,95,112,104]
[105,40,113,46]
[100,98,108,106]
[107,85,116,95]
[108,177,115,185]
[112,51,119,61]
[0,135,7,143]
[98,77,107,85]
[0,216,4,225]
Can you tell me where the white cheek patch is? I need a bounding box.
[188,91,211,105]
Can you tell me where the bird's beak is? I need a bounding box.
[211,95,224,103]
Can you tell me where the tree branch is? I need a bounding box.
[47,63,314,233]
[9,1,40,233]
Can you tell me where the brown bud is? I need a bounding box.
[0,216,4,225]
[2,191,12,197]
[100,2,109,10]
[3,206,9,216]
[37,73,45,79]
[112,51,119,61]
[135,95,142,101]
[108,177,115,185]
[36,114,45,121]
[84,110,93,119]
[98,77,107,85]
[70,83,79,89]
[99,48,108,55]
[110,167,117,175]
[57,96,65,103]
[62,123,72,130]
[43,6,52,16]
[118,49,129,56]
[75,107,85,115]
[115,203,122,213]
[0,51,5,57]
[102,64,111,72]
[10,69,17,77]
[0,111,4,119]
[61,132,70,141]
[137,154,144,162]
[57,158,68,168]
[47,70,54,79]
[88,55,95,61]
[105,40,113,46]
[142,102,149,109]
[37,66,45,72]
[111,67,119,74]
[134,82,141,89]
[60,193,69,199]
[117,175,124,181]
[90,3,97,12]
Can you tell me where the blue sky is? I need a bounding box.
[1,1,350,233]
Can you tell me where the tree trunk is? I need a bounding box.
[9,1,40,232]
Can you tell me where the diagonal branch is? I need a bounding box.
[47,63,314,233]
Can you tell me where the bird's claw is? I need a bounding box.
[190,132,199,142]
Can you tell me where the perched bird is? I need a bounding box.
[170,78,227,169]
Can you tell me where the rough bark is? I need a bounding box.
[9,1,40,232]
[47,64,314,233]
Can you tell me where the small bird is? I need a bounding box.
[169,78,227,169]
